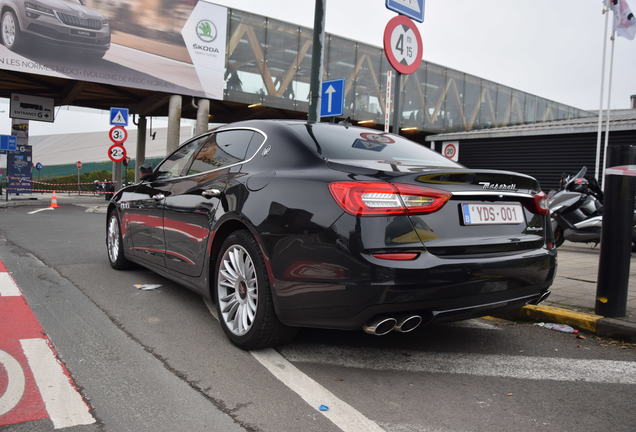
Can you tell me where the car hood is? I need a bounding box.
[43,0,104,18]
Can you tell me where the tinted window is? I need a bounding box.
[292,124,461,168]
[188,130,254,175]
[155,138,204,180]
[245,133,265,159]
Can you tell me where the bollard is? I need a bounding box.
[596,142,636,317]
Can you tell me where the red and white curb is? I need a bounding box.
[0,261,95,429]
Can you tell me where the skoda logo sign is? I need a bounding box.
[196,19,217,43]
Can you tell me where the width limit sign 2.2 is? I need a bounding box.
[108,143,127,163]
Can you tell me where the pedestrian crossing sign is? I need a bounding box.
[110,107,129,126]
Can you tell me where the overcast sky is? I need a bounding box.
[1,0,634,136]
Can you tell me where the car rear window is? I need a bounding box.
[291,123,461,168]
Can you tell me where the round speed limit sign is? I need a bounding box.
[383,15,423,75]
[109,126,128,144]
[108,143,127,163]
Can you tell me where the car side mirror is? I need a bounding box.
[139,163,155,181]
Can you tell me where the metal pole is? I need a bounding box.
[195,99,210,135]
[601,33,616,190]
[112,161,122,191]
[135,115,147,183]
[307,0,326,124]
[392,72,402,134]
[595,0,610,180]
[596,144,636,317]
[167,95,182,155]
[77,166,80,196]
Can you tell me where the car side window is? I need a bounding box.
[245,133,265,159]
[155,137,205,180]
[187,130,255,175]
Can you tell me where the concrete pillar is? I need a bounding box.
[195,99,210,135]
[167,95,182,155]
[135,115,147,182]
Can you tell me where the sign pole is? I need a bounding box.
[308,0,326,124]
[391,72,402,134]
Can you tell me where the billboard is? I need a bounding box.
[0,0,227,100]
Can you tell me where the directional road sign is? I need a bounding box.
[383,15,423,75]
[109,107,129,126]
[320,79,345,117]
[0,135,17,151]
[386,0,425,23]
[109,126,128,144]
[108,143,127,163]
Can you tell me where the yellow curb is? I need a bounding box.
[520,304,602,333]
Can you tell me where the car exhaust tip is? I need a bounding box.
[363,317,397,336]
[394,315,423,333]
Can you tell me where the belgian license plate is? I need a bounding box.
[461,203,525,225]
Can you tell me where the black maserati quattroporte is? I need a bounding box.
[106,120,555,349]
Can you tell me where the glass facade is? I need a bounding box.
[224,9,589,132]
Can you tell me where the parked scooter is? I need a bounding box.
[548,166,636,248]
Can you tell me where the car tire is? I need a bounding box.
[554,227,565,248]
[214,230,297,349]
[1,11,22,51]
[106,211,132,270]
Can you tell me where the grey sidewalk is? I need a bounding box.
[546,241,636,325]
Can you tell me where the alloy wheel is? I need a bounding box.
[217,245,258,336]
[107,215,120,263]
[2,13,15,47]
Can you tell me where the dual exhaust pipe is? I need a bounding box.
[362,314,423,336]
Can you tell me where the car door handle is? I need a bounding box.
[201,189,221,199]
[151,193,165,201]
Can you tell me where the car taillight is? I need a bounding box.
[328,182,451,216]
[530,191,550,215]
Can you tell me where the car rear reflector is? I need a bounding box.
[372,252,420,260]
[329,182,451,216]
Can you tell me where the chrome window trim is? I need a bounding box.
[451,191,535,199]
[152,127,268,182]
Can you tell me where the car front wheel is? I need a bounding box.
[107,212,132,269]
[215,230,296,349]
[1,11,22,51]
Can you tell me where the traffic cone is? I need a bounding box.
[49,191,59,208]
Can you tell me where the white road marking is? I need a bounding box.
[280,344,636,385]
[20,338,95,429]
[203,299,384,432]
[0,349,26,416]
[27,208,55,215]
[0,273,21,296]
[251,349,386,432]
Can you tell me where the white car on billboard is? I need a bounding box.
[0,0,110,59]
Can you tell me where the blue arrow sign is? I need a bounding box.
[110,107,129,126]
[320,79,345,117]
[0,135,17,151]
[386,0,425,23]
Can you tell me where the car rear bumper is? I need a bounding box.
[272,248,556,330]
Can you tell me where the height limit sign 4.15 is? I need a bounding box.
[383,15,422,75]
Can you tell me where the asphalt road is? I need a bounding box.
[1,203,635,432]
